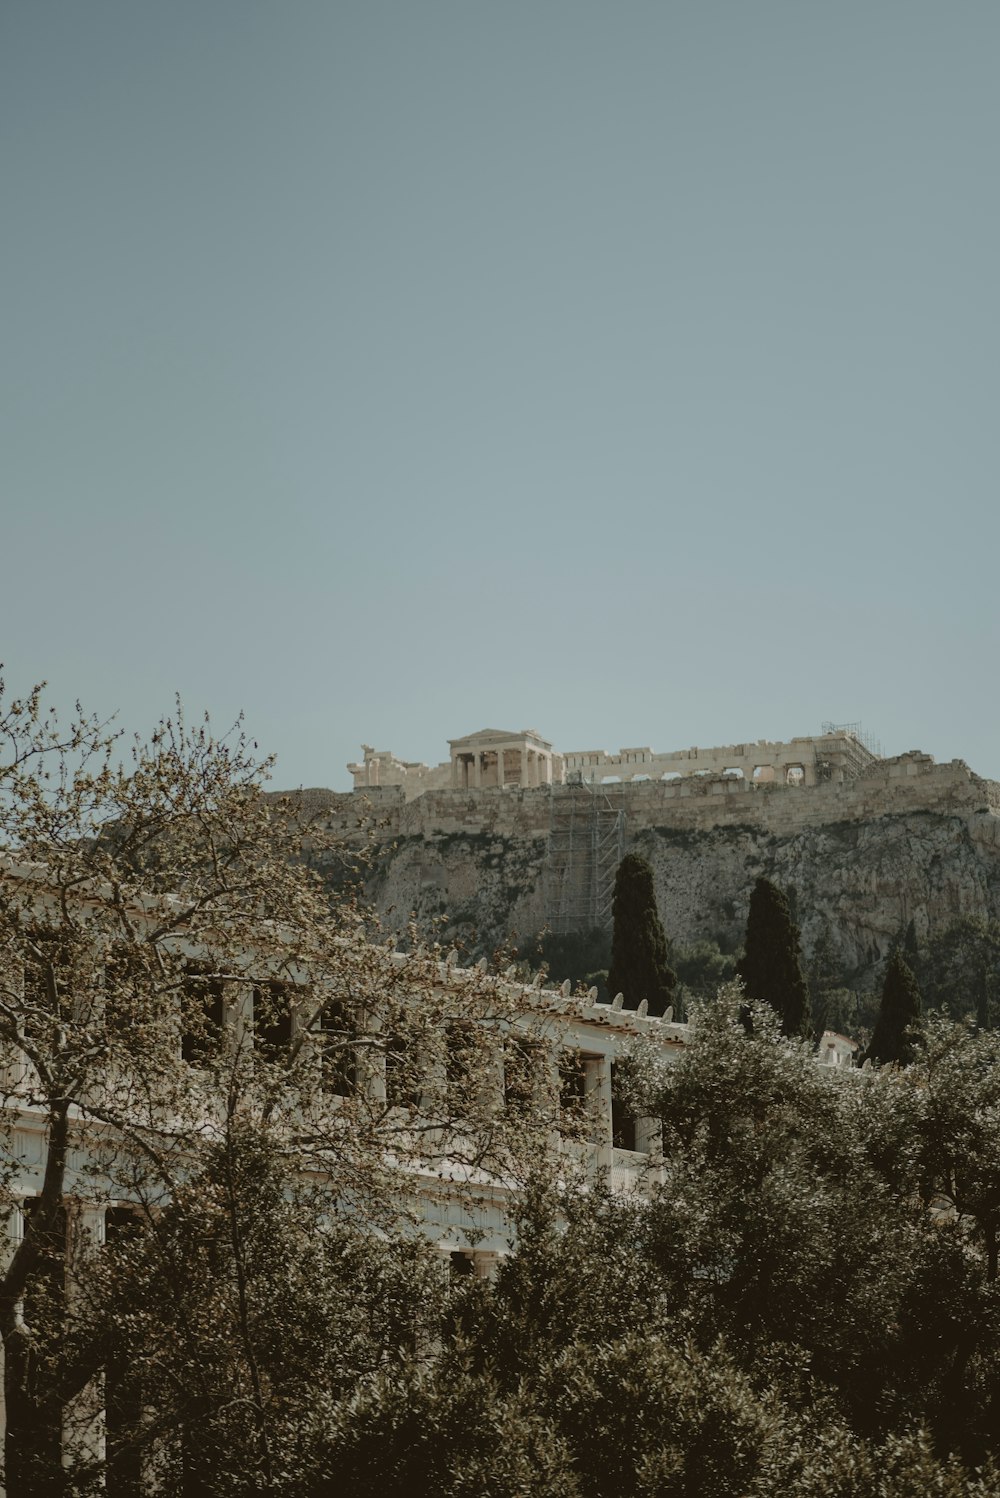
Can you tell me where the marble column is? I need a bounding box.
[586,1055,614,1177]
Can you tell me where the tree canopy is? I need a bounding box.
[0,675,546,1494]
[606,854,677,1017]
[869,949,922,1066]
[330,995,1000,1495]
[736,876,811,1038]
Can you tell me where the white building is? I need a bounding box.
[0,863,688,1483]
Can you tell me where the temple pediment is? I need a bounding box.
[449,728,552,752]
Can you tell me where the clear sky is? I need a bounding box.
[4,3,999,788]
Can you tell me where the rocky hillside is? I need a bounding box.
[283,751,1000,987]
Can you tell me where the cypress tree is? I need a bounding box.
[902,917,920,972]
[736,877,811,1039]
[607,854,677,1017]
[869,949,922,1066]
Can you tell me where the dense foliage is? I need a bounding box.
[607,854,677,1017]
[328,995,1000,1496]
[916,915,1000,1030]
[869,949,923,1065]
[0,678,546,1494]
[737,876,811,1038]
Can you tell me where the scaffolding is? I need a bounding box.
[820,721,883,778]
[544,783,626,934]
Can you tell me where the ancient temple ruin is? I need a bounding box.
[348,725,880,802]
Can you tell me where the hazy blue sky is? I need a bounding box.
[4,3,998,787]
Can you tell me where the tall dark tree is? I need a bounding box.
[607,854,677,1017]
[869,949,922,1066]
[736,877,811,1039]
[901,917,920,972]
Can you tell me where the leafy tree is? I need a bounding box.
[74,1123,444,1498]
[916,1015,1000,1286]
[869,950,922,1067]
[736,877,811,1038]
[671,938,736,1002]
[325,998,1000,1492]
[530,926,611,996]
[919,916,1000,1030]
[606,855,676,1017]
[0,674,545,1494]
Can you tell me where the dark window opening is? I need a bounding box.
[317,998,357,1095]
[254,982,294,1064]
[446,1021,479,1105]
[104,948,148,1039]
[611,1061,638,1151]
[22,930,78,1022]
[450,1250,476,1282]
[504,1037,540,1117]
[181,968,225,1065]
[559,1050,586,1131]
[385,1031,419,1111]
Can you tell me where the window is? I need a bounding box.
[103,1204,147,1496]
[560,1051,607,1143]
[180,967,225,1065]
[611,1060,637,1151]
[384,1030,420,1111]
[559,1050,587,1131]
[449,1250,476,1282]
[504,1036,541,1118]
[316,996,357,1095]
[22,929,80,1022]
[103,947,148,1039]
[254,982,294,1064]
[445,1020,480,1106]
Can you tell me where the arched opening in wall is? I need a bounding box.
[631,774,650,782]
[722,767,744,780]
[752,765,775,783]
[660,772,681,782]
[601,775,621,784]
[785,764,805,786]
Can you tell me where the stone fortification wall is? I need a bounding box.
[562,729,875,787]
[329,752,992,842]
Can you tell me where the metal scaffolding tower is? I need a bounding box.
[544,783,626,934]
[820,721,883,778]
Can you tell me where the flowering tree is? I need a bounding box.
[0,675,552,1494]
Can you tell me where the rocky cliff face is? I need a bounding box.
[633,807,1000,980]
[289,753,1000,984]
